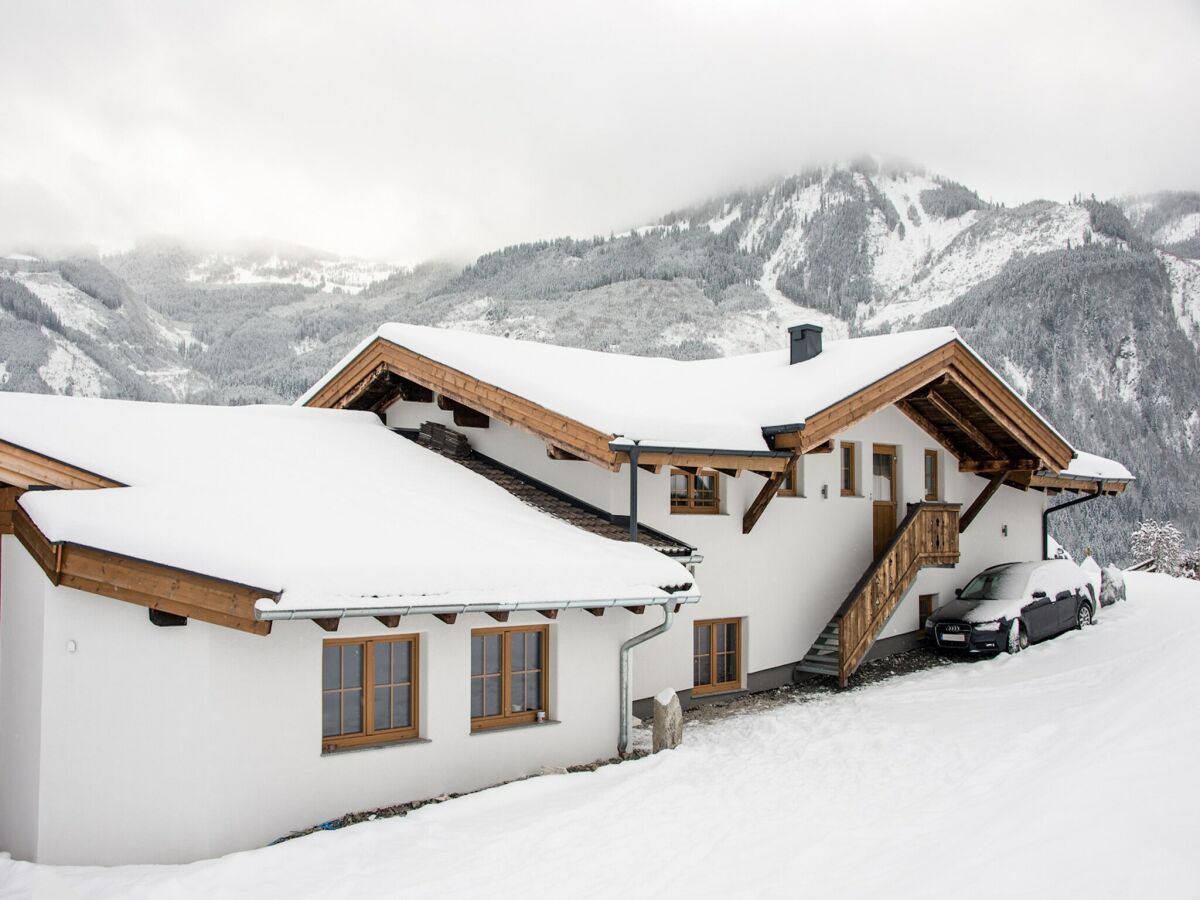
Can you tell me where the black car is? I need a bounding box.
[925,559,1097,654]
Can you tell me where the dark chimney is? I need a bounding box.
[788,323,823,365]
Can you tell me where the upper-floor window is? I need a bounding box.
[322,635,419,752]
[471,625,549,731]
[840,442,858,496]
[924,449,940,501]
[670,469,720,514]
[778,457,798,497]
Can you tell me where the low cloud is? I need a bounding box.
[1,0,1197,261]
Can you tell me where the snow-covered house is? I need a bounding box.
[0,322,1132,867]
[0,396,698,865]
[300,323,1132,706]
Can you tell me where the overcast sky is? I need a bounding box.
[2,0,1198,262]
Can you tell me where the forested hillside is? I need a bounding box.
[3,162,1199,561]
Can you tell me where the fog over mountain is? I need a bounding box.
[3,160,1199,562]
[1,1,1198,261]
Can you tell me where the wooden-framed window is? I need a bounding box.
[670,469,720,514]
[471,625,549,731]
[693,618,741,696]
[840,442,858,496]
[924,449,940,501]
[919,594,937,630]
[322,635,419,752]
[778,457,800,497]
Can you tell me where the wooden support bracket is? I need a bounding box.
[625,605,646,615]
[585,607,605,617]
[959,471,1008,533]
[434,613,458,625]
[375,615,402,628]
[487,611,510,622]
[742,466,790,535]
[313,617,340,632]
[538,609,559,619]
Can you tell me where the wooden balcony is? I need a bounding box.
[835,502,961,687]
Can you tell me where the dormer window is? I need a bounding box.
[670,469,720,514]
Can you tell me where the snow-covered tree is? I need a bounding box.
[1130,520,1186,576]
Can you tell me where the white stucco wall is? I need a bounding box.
[0,541,634,866]
[384,398,1047,700]
[0,535,47,863]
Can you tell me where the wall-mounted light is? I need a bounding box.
[66,640,77,654]
[1002,524,1008,537]
[821,484,829,499]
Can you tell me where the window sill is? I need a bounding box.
[470,719,561,736]
[691,684,743,698]
[322,736,430,757]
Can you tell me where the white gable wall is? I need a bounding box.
[0,535,46,862]
[0,536,633,865]
[385,399,1045,700]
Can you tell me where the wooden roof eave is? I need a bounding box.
[767,341,1074,473]
[303,337,624,470]
[0,439,124,490]
[9,501,275,635]
[1028,473,1129,495]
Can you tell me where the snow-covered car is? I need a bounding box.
[925,559,1096,654]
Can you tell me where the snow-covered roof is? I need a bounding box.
[1060,450,1134,483]
[302,324,968,452]
[0,393,695,616]
[304,324,1129,482]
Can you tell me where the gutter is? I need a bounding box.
[619,603,675,756]
[255,593,701,622]
[1042,484,1105,560]
[608,439,793,460]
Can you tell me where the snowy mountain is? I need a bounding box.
[3,163,1199,561]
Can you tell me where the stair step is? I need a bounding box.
[796,661,839,676]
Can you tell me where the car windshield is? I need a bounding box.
[959,568,1027,601]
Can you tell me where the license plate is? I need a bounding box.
[941,632,966,642]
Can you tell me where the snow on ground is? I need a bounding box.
[1161,251,1200,351]
[5,572,1196,899]
[867,173,978,298]
[1154,211,1200,246]
[865,203,1095,330]
[13,272,106,337]
[36,333,107,397]
[185,255,397,295]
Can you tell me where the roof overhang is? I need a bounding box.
[254,591,701,623]
[304,334,1079,479]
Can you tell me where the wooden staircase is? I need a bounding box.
[797,502,961,687]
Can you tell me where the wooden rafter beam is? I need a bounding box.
[538,609,559,619]
[546,444,583,461]
[375,615,402,628]
[807,439,834,454]
[742,466,790,535]
[896,401,967,461]
[959,458,1040,473]
[434,613,458,625]
[959,471,1008,533]
[918,390,1003,458]
[313,618,340,632]
[631,451,790,473]
[585,607,605,616]
[487,611,510,622]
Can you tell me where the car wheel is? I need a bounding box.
[1076,603,1092,630]
[1006,619,1029,654]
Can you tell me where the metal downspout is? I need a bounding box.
[618,603,674,756]
[628,441,640,542]
[1042,483,1105,559]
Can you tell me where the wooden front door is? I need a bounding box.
[871,444,897,557]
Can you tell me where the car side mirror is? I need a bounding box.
[954,588,962,597]
[1031,590,1048,600]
